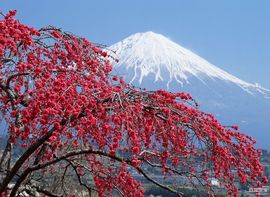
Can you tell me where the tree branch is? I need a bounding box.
[25,149,185,197]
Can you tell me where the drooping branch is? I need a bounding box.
[66,160,101,196]
[9,148,185,197]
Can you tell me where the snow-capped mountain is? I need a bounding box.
[108,32,270,149]
[109,32,268,95]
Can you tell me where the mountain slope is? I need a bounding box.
[109,32,269,96]
[108,32,270,149]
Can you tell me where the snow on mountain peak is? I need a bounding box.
[109,32,268,94]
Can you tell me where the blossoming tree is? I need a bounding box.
[0,11,267,197]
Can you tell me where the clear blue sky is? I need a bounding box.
[1,1,270,88]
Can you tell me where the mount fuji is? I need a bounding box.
[108,32,270,149]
